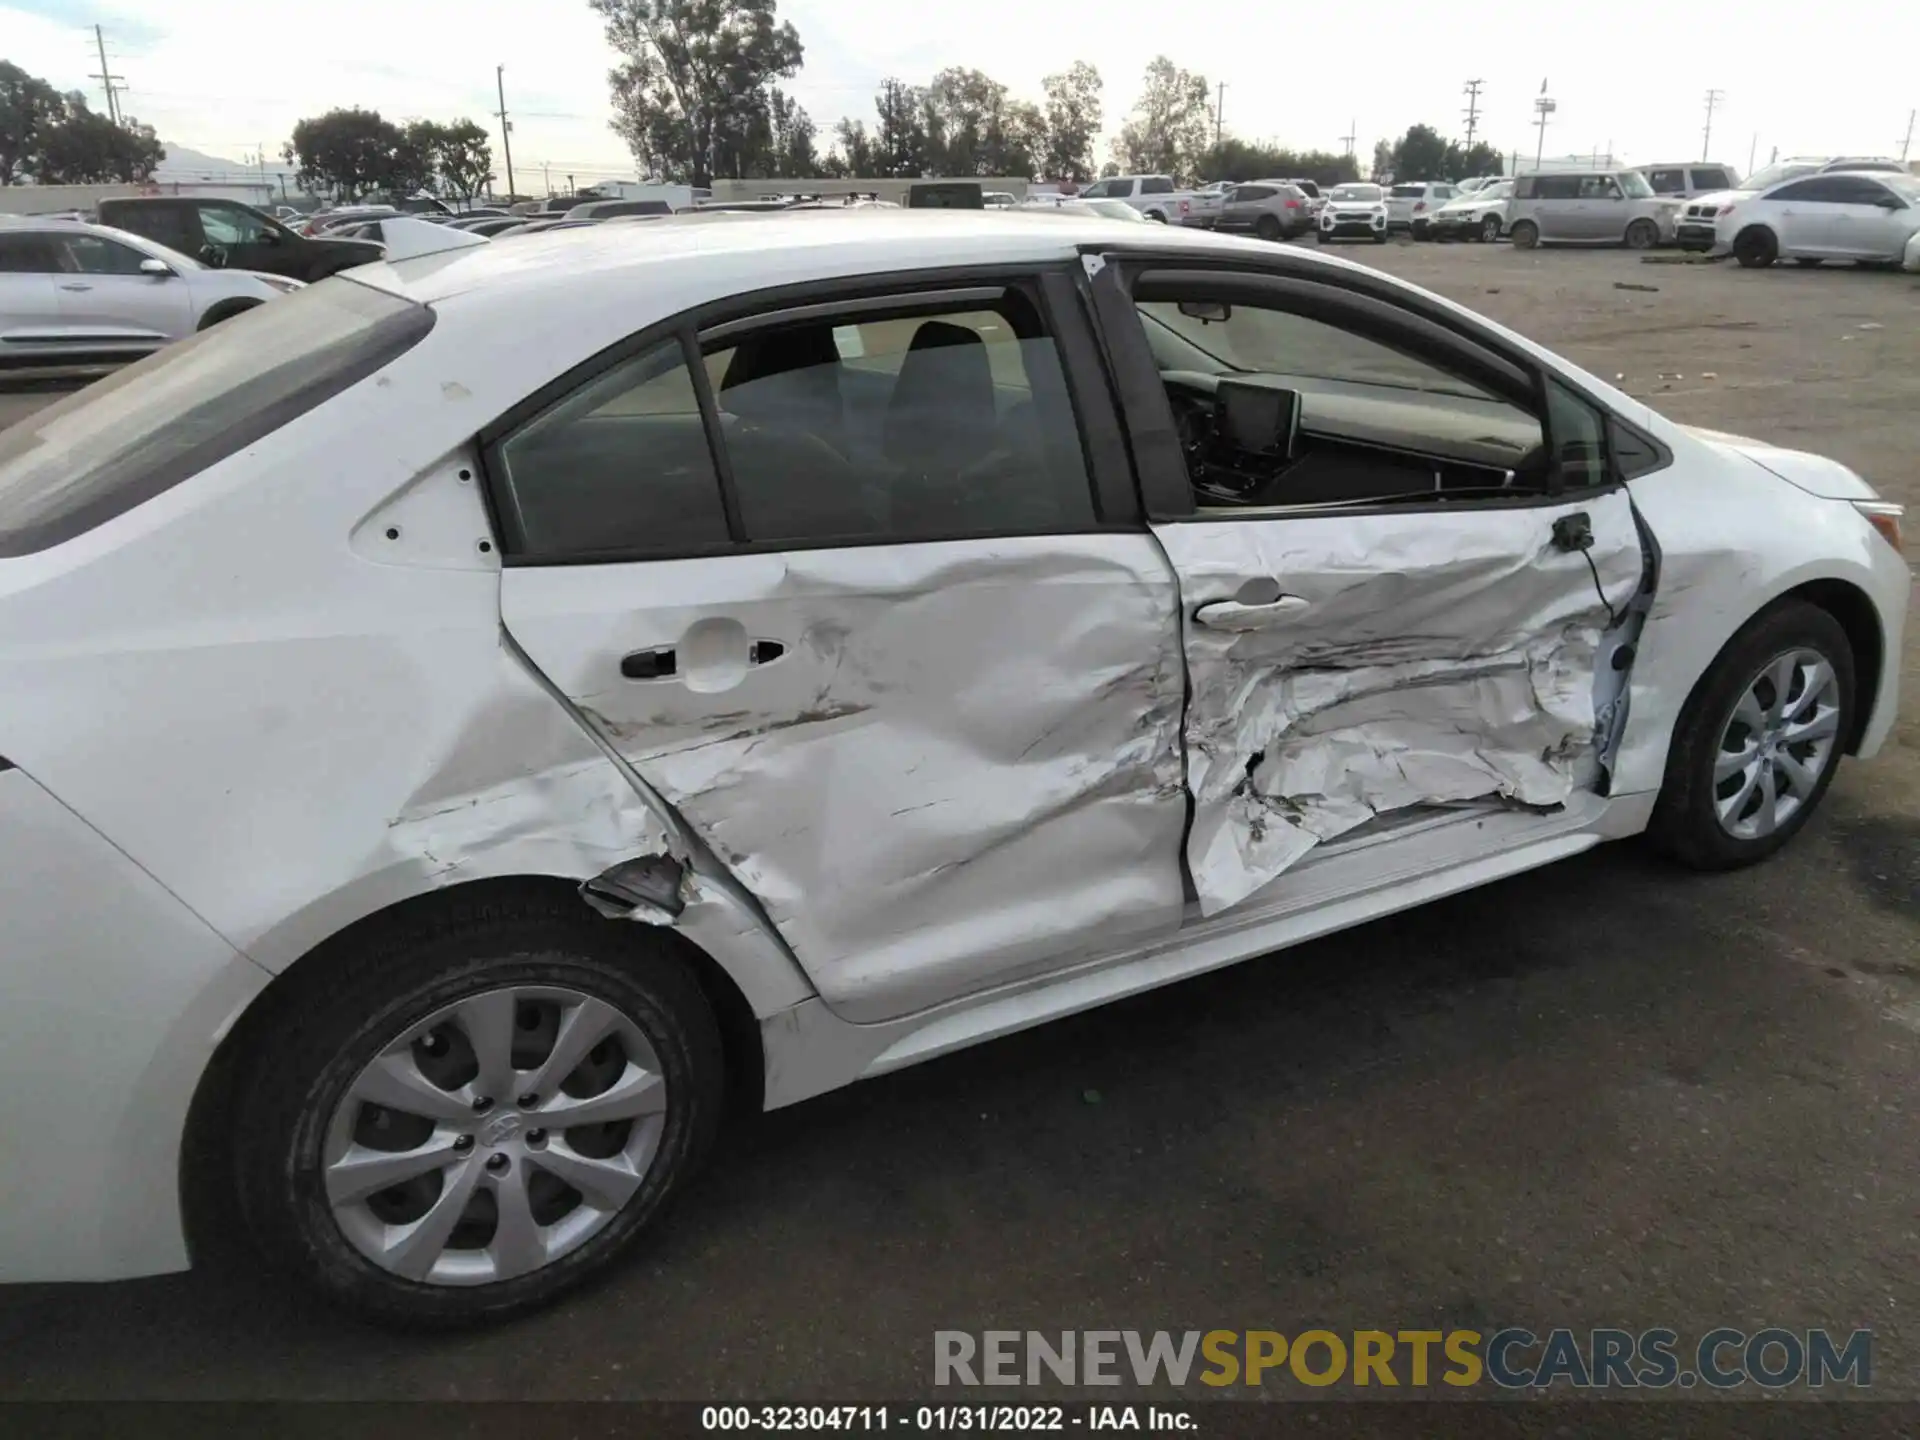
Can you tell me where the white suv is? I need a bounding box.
[1386,181,1460,238]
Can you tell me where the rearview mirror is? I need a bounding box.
[138,257,172,277]
[1178,299,1232,323]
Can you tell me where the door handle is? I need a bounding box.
[621,638,785,680]
[1193,596,1311,630]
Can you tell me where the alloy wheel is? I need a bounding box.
[323,985,667,1286]
[1712,648,1842,842]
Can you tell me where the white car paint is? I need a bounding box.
[0,219,295,363]
[1712,172,1920,263]
[0,212,1905,1284]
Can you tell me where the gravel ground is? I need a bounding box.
[0,244,1915,1406]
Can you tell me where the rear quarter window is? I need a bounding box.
[0,279,433,556]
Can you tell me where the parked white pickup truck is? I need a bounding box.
[1075,174,1199,223]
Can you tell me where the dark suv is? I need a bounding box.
[94,197,382,281]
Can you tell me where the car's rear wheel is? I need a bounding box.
[1625,218,1659,249]
[1733,226,1779,268]
[1481,213,1504,243]
[1510,220,1539,250]
[1647,600,1854,871]
[1255,213,1281,241]
[231,888,725,1327]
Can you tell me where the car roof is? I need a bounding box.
[351,208,1332,313]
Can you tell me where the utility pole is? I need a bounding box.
[1214,82,1226,150]
[567,172,575,194]
[1532,82,1555,171]
[1903,109,1915,162]
[90,25,124,125]
[1462,79,1484,149]
[1748,133,1757,175]
[1339,120,1356,158]
[1701,89,1725,162]
[542,160,551,197]
[495,65,517,200]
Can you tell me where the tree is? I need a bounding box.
[1389,123,1450,182]
[923,67,1004,175]
[432,120,495,201]
[1041,61,1101,181]
[592,0,804,186]
[872,78,926,178]
[1370,139,1392,180]
[1454,140,1503,180]
[764,88,817,177]
[1115,57,1211,179]
[35,101,164,183]
[1194,138,1356,187]
[0,61,63,185]
[390,120,441,197]
[284,108,405,199]
[832,117,874,178]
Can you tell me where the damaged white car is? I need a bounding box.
[0,213,1906,1325]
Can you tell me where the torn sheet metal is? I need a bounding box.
[1155,489,1645,916]
[500,534,1191,1024]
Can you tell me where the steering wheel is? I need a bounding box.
[199,243,230,268]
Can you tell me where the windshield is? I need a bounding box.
[1886,176,1920,201]
[0,279,432,555]
[1481,181,1513,199]
[1138,301,1495,402]
[1390,184,1426,197]
[1617,172,1655,198]
[1329,184,1382,202]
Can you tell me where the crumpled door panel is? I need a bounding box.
[502,534,1191,1024]
[1155,490,1645,915]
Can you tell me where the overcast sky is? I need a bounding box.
[5,0,1916,181]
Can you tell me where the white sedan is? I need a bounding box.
[0,218,298,364]
[0,212,1905,1325]
[1714,171,1920,267]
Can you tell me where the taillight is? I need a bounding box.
[1414,201,1426,212]
[1179,199,1190,215]
[1285,199,1299,208]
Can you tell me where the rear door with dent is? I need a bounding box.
[1089,257,1649,916]
[488,268,1190,1023]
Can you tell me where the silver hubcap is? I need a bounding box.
[1713,648,1841,841]
[324,986,666,1286]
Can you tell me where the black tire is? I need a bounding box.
[196,298,263,331]
[1255,213,1282,241]
[1510,220,1539,250]
[1733,226,1778,268]
[1645,600,1855,872]
[1480,213,1503,243]
[231,886,726,1328]
[1146,210,1168,223]
[1372,229,1387,244]
[1625,218,1659,250]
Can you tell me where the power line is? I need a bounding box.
[1462,79,1484,149]
[1702,89,1725,162]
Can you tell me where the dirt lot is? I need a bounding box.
[0,245,1916,1405]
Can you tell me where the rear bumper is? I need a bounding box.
[0,767,270,1282]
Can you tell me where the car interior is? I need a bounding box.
[1133,297,1559,512]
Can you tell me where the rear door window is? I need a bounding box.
[0,279,433,555]
[1646,167,1688,194]
[1142,177,1175,195]
[0,232,56,272]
